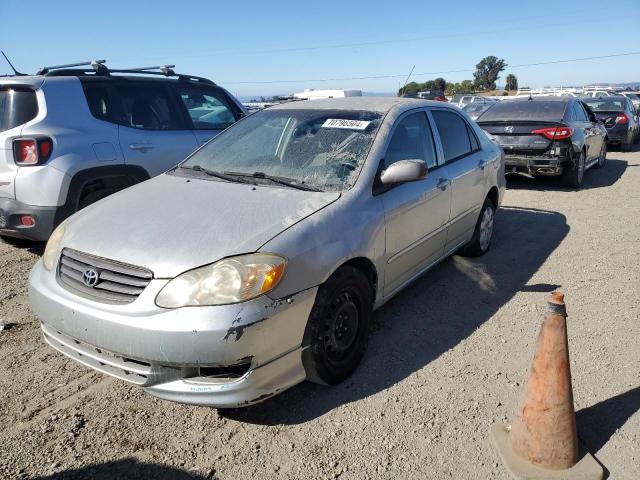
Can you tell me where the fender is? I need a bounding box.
[54,164,150,227]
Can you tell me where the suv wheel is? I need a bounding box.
[561,150,585,188]
[459,197,496,257]
[593,142,607,169]
[302,266,372,385]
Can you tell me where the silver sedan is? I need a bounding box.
[29,97,505,407]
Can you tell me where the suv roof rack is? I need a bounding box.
[38,60,216,85]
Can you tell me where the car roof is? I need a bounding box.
[268,96,448,113]
[506,95,570,103]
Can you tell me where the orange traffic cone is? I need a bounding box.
[491,292,604,480]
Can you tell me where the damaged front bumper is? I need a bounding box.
[29,260,317,407]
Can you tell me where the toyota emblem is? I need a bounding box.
[82,268,99,287]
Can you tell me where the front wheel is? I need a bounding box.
[459,197,496,257]
[302,266,373,385]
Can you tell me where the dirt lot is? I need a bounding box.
[1,148,638,480]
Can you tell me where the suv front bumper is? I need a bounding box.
[0,198,57,241]
[29,260,318,407]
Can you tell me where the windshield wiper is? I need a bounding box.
[224,171,324,192]
[179,165,256,184]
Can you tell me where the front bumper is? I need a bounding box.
[503,155,565,176]
[29,260,318,407]
[0,197,57,241]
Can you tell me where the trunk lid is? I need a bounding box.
[592,111,625,129]
[478,121,559,153]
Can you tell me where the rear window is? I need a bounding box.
[477,100,567,122]
[583,98,625,112]
[0,87,38,132]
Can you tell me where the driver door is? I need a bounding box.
[381,111,452,298]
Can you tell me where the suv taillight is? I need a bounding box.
[615,113,629,124]
[13,137,53,165]
[531,126,574,140]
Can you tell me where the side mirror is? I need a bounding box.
[380,159,427,185]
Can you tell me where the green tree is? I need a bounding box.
[473,56,507,90]
[505,73,518,91]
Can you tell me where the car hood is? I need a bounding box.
[62,173,341,278]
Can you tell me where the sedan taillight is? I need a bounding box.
[531,126,574,140]
[615,114,629,124]
[13,137,53,165]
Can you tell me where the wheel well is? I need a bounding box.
[341,257,378,302]
[486,186,499,208]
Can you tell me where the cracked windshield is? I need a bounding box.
[180,109,382,191]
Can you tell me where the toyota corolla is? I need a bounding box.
[29,97,505,407]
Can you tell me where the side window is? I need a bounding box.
[115,84,182,130]
[175,85,236,130]
[467,124,480,151]
[431,110,473,162]
[82,83,114,122]
[385,112,437,169]
[572,102,588,122]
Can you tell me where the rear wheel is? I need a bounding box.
[302,266,373,385]
[561,150,585,188]
[593,142,607,169]
[459,197,496,257]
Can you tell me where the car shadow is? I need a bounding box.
[577,386,640,455]
[222,206,569,425]
[506,158,627,191]
[0,235,45,255]
[30,458,209,480]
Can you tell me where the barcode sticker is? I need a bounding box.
[321,119,370,130]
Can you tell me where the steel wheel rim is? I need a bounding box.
[322,289,361,366]
[479,207,494,251]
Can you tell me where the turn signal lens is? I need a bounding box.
[13,137,54,165]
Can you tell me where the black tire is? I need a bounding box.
[620,140,631,152]
[302,266,373,385]
[78,186,119,210]
[593,142,607,169]
[459,197,496,257]
[561,150,585,188]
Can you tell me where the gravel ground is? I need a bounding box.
[1,148,638,480]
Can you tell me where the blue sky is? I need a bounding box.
[1,0,639,97]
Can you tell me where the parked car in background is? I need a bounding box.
[582,96,639,151]
[416,90,447,101]
[29,97,505,407]
[619,91,640,112]
[476,96,607,187]
[0,61,246,241]
[451,95,495,109]
[583,90,616,97]
[462,101,495,120]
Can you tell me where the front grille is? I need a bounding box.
[58,248,153,304]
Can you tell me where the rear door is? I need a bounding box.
[172,83,240,147]
[115,82,198,176]
[570,101,597,161]
[430,109,486,253]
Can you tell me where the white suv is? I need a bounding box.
[0,61,246,241]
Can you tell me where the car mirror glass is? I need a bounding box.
[380,159,427,185]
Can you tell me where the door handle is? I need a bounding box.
[478,159,490,170]
[129,143,154,151]
[436,178,450,191]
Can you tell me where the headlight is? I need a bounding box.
[43,220,67,271]
[155,253,287,308]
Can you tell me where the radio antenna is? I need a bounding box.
[1,51,26,76]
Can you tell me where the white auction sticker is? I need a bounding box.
[322,119,370,130]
